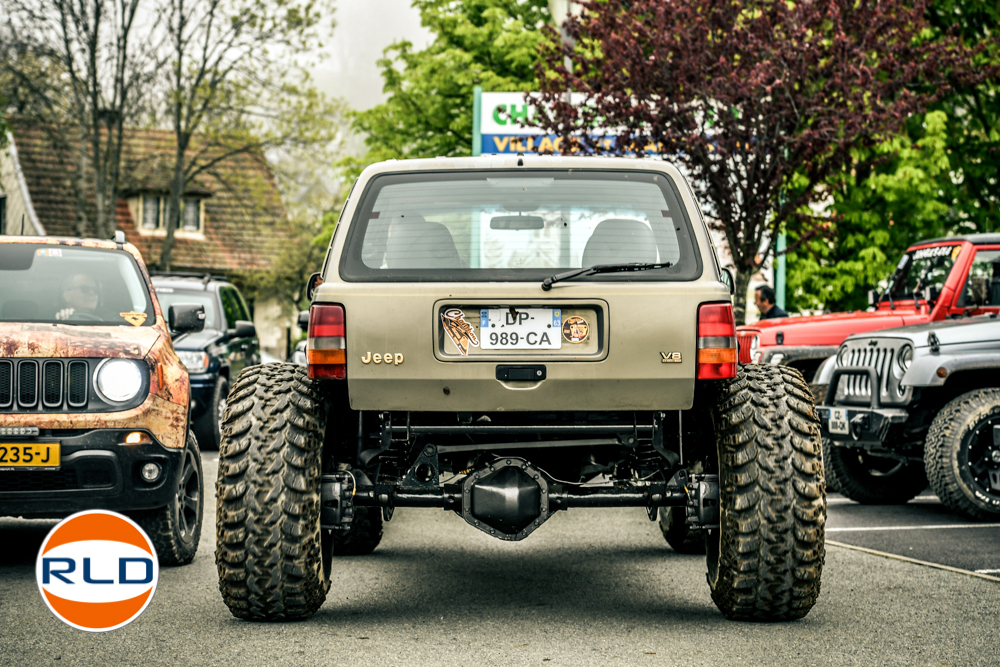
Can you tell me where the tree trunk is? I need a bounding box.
[160,142,186,271]
[733,267,753,325]
[74,127,90,238]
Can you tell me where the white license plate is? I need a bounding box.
[479,308,562,349]
[829,408,849,435]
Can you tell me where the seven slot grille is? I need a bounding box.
[835,340,910,406]
[0,359,89,410]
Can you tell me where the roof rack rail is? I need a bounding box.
[149,270,230,285]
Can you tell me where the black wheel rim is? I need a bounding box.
[175,448,201,546]
[961,414,1000,500]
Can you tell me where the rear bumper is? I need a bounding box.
[0,428,182,518]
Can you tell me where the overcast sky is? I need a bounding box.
[314,0,433,113]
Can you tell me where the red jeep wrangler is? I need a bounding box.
[737,233,1000,396]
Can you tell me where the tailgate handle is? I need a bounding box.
[496,365,546,382]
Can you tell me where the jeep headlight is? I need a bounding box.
[95,359,144,403]
[177,351,210,372]
[749,334,761,364]
[898,344,914,373]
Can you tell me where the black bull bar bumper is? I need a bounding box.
[817,366,909,444]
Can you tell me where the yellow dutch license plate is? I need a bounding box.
[0,442,61,469]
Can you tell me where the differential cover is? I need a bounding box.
[470,466,541,535]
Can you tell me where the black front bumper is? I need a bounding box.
[817,405,909,444]
[817,366,909,444]
[0,429,182,518]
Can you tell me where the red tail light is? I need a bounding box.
[308,304,346,380]
[697,303,737,380]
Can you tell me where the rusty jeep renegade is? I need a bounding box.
[215,156,826,621]
[0,233,206,565]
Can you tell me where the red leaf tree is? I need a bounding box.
[534,0,983,322]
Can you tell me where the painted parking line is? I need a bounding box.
[827,495,938,505]
[828,523,1000,533]
[977,569,1000,574]
[827,540,1000,583]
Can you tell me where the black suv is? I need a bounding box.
[150,273,259,448]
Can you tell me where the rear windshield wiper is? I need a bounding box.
[541,262,672,291]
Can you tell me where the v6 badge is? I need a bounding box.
[660,351,682,363]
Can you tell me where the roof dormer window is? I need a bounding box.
[136,194,204,234]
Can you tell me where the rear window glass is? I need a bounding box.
[0,244,154,326]
[339,170,701,282]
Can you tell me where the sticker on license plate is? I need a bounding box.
[828,408,849,435]
[0,442,61,469]
[479,307,562,349]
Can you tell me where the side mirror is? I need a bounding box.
[306,272,323,301]
[720,268,735,296]
[297,310,310,331]
[168,303,206,335]
[231,320,256,338]
[867,289,878,308]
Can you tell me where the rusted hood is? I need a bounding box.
[0,323,161,359]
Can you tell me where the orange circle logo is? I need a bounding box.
[35,511,159,632]
[562,315,590,344]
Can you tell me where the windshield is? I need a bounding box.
[0,244,155,326]
[888,244,962,300]
[154,289,220,330]
[340,170,701,282]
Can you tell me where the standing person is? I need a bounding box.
[754,284,788,319]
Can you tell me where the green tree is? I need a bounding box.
[787,112,954,313]
[0,96,8,151]
[787,0,1000,313]
[341,0,551,180]
[155,0,342,270]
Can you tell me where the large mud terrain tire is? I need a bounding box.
[215,364,331,621]
[658,506,706,554]
[130,430,203,566]
[707,365,826,622]
[333,506,384,556]
[823,439,926,504]
[924,389,1000,520]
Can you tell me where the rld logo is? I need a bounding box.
[35,510,159,632]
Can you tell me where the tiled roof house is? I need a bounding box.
[1,119,291,355]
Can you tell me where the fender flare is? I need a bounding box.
[902,353,1000,388]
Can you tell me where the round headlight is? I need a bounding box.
[95,359,144,403]
[898,344,914,373]
[837,346,851,367]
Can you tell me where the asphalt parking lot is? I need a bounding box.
[0,453,997,667]
[827,493,1000,576]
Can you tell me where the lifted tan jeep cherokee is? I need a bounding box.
[216,156,826,622]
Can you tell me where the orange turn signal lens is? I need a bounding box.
[698,348,737,364]
[307,348,346,365]
[125,431,145,445]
